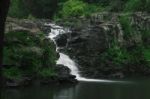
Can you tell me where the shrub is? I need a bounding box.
[55,0,103,19]
[3,31,57,78]
[101,44,131,67]
[119,15,133,39]
[108,46,131,65]
[38,68,56,78]
[143,48,150,65]
[3,67,22,79]
[8,0,58,18]
[60,0,87,18]
[23,0,58,18]
[124,0,149,12]
[8,0,29,18]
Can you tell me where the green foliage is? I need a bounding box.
[8,0,29,18]
[28,14,36,20]
[55,0,103,19]
[143,48,150,64]
[82,0,110,5]
[60,0,87,18]
[146,0,150,12]
[42,40,57,67]
[23,0,58,18]
[108,46,131,65]
[100,44,131,67]
[8,0,58,18]
[3,31,57,79]
[124,0,141,12]
[124,0,150,12]
[3,67,22,79]
[8,0,149,19]
[119,15,133,39]
[38,68,56,78]
[142,29,150,46]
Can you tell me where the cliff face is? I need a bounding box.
[56,12,150,78]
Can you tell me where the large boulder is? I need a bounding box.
[55,64,77,83]
[55,34,68,47]
[5,77,32,88]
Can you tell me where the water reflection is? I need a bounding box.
[2,80,150,99]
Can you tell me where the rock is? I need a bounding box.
[6,77,32,88]
[57,12,150,79]
[68,36,87,44]
[40,75,58,84]
[39,64,78,84]
[55,34,68,47]
[111,72,124,78]
[6,17,41,34]
[55,64,71,74]
[55,64,78,83]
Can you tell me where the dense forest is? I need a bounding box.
[8,0,150,18]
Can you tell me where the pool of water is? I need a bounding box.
[2,79,150,99]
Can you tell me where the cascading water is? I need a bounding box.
[46,23,121,83]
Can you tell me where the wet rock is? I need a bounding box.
[111,72,124,78]
[55,34,68,47]
[55,64,78,83]
[6,77,32,88]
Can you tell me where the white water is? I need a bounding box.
[46,23,124,83]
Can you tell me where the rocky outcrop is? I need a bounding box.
[3,17,77,88]
[5,77,32,88]
[55,64,77,83]
[55,34,68,47]
[39,64,77,84]
[56,12,150,79]
[5,17,52,34]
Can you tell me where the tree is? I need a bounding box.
[0,0,10,87]
[23,0,58,18]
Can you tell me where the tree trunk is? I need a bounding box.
[0,0,10,88]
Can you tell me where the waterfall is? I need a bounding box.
[45,23,119,83]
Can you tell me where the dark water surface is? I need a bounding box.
[2,80,150,99]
